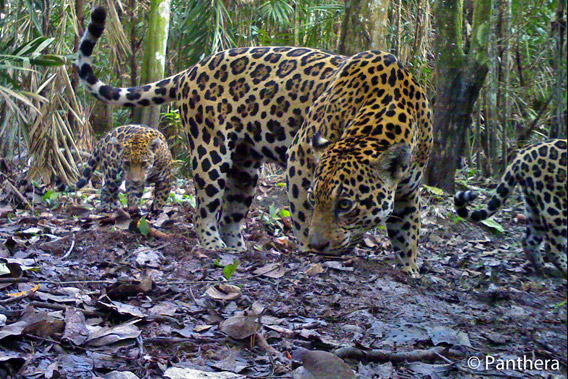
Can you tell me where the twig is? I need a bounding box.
[143,336,217,344]
[0,289,36,304]
[0,277,29,284]
[36,279,116,285]
[62,238,76,259]
[334,346,460,363]
[4,179,32,210]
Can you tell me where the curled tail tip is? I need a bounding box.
[85,7,107,42]
[91,7,107,25]
[454,190,478,207]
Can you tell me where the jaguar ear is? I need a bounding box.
[110,137,123,151]
[374,143,411,181]
[311,132,331,162]
[150,137,162,151]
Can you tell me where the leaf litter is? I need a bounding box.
[0,166,566,378]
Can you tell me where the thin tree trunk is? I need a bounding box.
[424,0,492,192]
[394,0,401,55]
[338,0,390,55]
[551,0,567,138]
[133,0,171,127]
[501,0,511,169]
[486,0,499,174]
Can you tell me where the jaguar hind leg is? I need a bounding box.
[191,144,231,250]
[522,201,547,273]
[219,155,261,251]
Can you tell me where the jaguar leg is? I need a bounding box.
[191,148,230,250]
[542,209,567,277]
[522,202,546,273]
[286,138,316,253]
[386,190,421,277]
[149,173,172,214]
[100,162,122,210]
[219,153,261,250]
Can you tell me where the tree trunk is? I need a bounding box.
[133,0,171,127]
[485,0,499,174]
[424,0,492,192]
[551,0,567,138]
[501,0,511,168]
[338,0,390,55]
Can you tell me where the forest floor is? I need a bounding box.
[0,164,566,379]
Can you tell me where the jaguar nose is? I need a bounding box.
[308,240,330,252]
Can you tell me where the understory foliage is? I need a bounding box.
[0,0,565,186]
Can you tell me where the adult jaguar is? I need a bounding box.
[77,7,432,276]
[60,124,172,214]
[286,51,432,277]
[455,139,567,277]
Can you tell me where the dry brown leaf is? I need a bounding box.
[305,263,324,276]
[205,284,242,301]
[220,314,260,340]
[253,263,286,278]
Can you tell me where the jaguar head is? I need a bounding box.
[306,133,411,255]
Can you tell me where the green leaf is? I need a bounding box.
[278,209,291,218]
[138,217,150,236]
[29,54,68,67]
[275,182,286,187]
[119,193,128,206]
[42,190,59,201]
[480,218,504,233]
[223,260,239,280]
[423,185,445,196]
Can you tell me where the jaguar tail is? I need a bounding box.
[76,7,181,107]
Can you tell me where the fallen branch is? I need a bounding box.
[0,277,29,284]
[334,346,463,363]
[4,179,32,210]
[0,285,38,304]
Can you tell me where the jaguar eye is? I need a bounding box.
[307,189,315,206]
[337,198,354,212]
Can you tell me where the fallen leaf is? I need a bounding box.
[0,321,27,341]
[99,299,146,318]
[148,301,178,318]
[164,367,244,379]
[62,307,89,346]
[205,284,242,301]
[292,348,356,379]
[253,263,286,278]
[427,325,472,347]
[220,314,260,340]
[104,371,140,379]
[86,321,141,347]
[305,263,324,276]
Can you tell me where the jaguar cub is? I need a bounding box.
[455,139,567,276]
[63,125,172,213]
